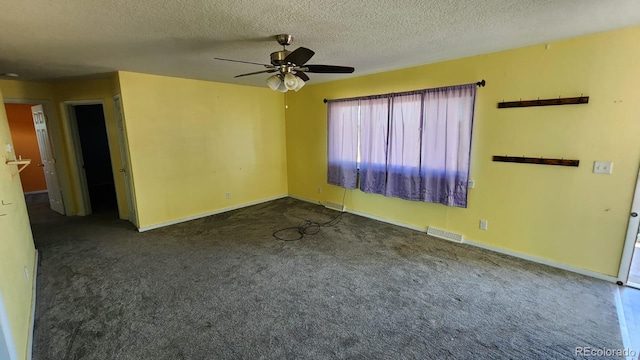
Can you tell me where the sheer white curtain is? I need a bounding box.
[385,93,423,200]
[327,83,476,207]
[359,97,389,195]
[327,100,359,188]
[420,84,476,207]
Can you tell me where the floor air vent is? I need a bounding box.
[324,201,344,212]
[427,227,463,243]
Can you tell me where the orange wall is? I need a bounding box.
[4,103,47,193]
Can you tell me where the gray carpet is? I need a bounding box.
[28,196,623,359]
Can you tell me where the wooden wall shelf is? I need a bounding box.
[492,156,579,167]
[497,96,589,108]
[6,159,31,174]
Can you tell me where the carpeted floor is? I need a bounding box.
[29,197,623,359]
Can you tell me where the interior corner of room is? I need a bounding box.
[2,21,640,360]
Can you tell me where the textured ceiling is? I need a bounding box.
[1,0,639,87]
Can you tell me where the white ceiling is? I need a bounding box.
[1,0,639,87]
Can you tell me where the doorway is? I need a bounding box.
[4,101,67,215]
[620,167,640,287]
[4,103,46,195]
[628,244,640,287]
[71,104,118,214]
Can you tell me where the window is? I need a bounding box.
[327,83,477,208]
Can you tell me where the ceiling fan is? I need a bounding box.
[214,34,355,92]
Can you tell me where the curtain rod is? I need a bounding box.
[322,79,486,104]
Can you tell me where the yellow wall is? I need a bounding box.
[0,80,53,100]
[0,87,37,360]
[117,72,288,229]
[285,25,640,277]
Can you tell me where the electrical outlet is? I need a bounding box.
[317,187,322,194]
[593,161,613,174]
[226,192,230,199]
[479,219,488,230]
[5,143,12,152]
[467,180,475,189]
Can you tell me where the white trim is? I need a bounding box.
[618,166,640,284]
[27,251,38,360]
[62,100,109,216]
[23,190,47,195]
[627,281,640,290]
[462,238,618,282]
[287,194,321,205]
[0,289,18,360]
[61,99,106,106]
[289,193,423,230]
[63,103,91,215]
[353,205,617,282]
[345,208,427,233]
[112,94,139,226]
[614,285,633,359]
[138,194,288,232]
[287,194,619,283]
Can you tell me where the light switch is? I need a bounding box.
[5,143,12,152]
[593,161,613,174]
[479,219,488,230]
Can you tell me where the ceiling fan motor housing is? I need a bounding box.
[270,50,292,66]
[215,33,354,82]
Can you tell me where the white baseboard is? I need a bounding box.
[345,208,427,233]
[286,194,618,283]
[138,194,288,232]
[23,190,47,195]
[287,194,321,205]
[287,194,425,232]
[462,238,618,283]
[27,251,38,360]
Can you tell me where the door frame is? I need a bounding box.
[112,95,138,227]
[618,166,640,285]
[62,100,111,216]
[3,98,71,215]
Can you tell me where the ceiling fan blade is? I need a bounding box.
[284,47,315,66]
[215,57,274,68]
[295,72,310,82]
[234,69,277,78]
[304,65,355,74]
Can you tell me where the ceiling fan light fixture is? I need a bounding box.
[266,74,282,90]
[216,34,354,93]
[283,73,299,91]
[276,82,288,93]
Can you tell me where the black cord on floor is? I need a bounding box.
[273,189,347,241]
